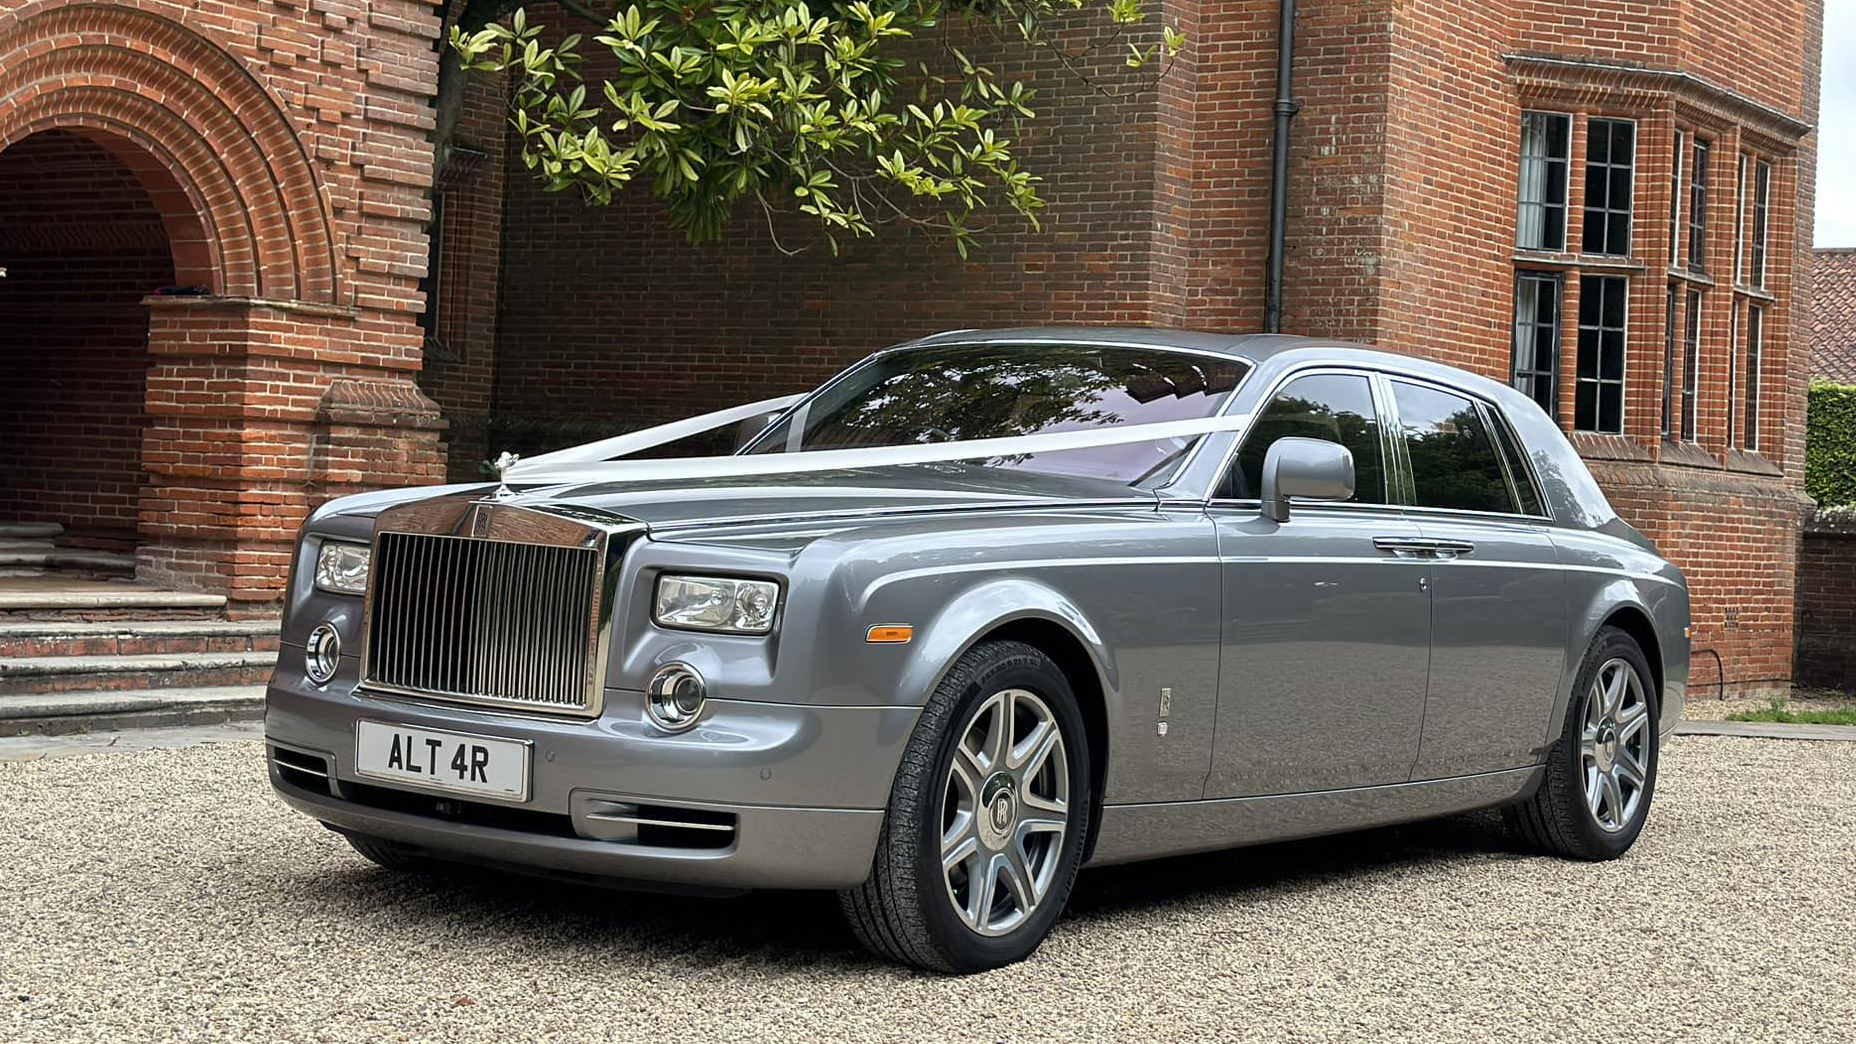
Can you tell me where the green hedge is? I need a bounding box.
[1808,381,1856,508]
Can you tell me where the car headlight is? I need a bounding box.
[653,574,780,635]
[314,541,371,595]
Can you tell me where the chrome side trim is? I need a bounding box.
[583,811,735,833]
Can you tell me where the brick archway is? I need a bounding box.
[0,0,447,605]
[0,0,340,302]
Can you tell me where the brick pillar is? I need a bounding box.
[139,296,446,610]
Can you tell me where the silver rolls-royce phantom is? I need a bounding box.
[266,328,1689,972]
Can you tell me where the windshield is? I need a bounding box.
[744,343,1252,487]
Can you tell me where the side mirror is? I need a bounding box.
[1261,437,1355,522]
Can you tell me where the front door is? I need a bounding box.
[1207,371,1432,798]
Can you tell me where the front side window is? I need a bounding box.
[1682,289,1703,441]
[1577,275,1628,434]
[1518,112,1572,251]
[1512,272,1561,416]
[1688,139,1710,273]
[1224,373,1387,503]
[1583,118,1635,255]
[1390,381,1519,515]
[749,343,1251,487]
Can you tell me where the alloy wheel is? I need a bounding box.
[1581,657,1652,833]
[940,688,1071,937]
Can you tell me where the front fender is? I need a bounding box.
[896,576,1119,713]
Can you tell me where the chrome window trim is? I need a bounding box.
[1204,498,1411,519]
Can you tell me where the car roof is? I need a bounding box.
[906,326,1296,360]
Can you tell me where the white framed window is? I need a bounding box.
[1518,112,1573,251]
[1576,275,1629,434]
[1681,288,1702,442]
[1582,118,1636,255]
[1512,272,1562,416]
[1744,305,1763,450]
[1750,160,1772,288]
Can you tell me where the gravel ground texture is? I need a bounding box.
[3,735,1853,1043]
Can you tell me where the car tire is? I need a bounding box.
[342,831,442,873]
[839,639,1092,973]
[1504,625,1660,860]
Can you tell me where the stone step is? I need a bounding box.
[0,539,56,553]
[0,523,63,540]
[0,586,228,621]
[0,619,281,658]
[0,550,137,577]
[0,685,266,737]
[0,651,277,697]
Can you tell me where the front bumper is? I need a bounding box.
[265,657,920,891]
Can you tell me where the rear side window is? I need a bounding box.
[1487,407,1547,516]
[1224,373,1387,503]
[1390,381,1518,514]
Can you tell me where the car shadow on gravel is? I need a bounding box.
[294,809,1527,970]
[1062,807,1523,924]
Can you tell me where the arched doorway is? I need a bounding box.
[0,0,447,607]
[0,130,179,558]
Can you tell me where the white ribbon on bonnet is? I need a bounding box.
[500,393,1254,488]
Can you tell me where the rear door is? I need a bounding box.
[1207,370,1432,798]
[1382,378,1569,779]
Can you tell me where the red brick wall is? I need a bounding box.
[416,68,508,481]
[1797,516,1856,690]
[0,132,173,546]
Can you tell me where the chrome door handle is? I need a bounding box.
[1425,539,1476,558]
[1373,537,1475,559]
[1373,537,1433,558]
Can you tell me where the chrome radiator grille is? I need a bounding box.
[362,531,603,716]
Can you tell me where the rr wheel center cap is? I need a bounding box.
[1593,722,1619,771]
[977,772,1017,849]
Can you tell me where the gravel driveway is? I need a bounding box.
[3,735,1852,1043]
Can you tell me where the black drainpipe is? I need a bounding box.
[1265,0,1300,333]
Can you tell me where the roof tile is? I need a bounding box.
[1813,249,1856,384]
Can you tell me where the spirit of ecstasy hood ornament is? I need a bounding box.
[490,451,521,499]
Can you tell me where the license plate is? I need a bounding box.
[354,721,531,802]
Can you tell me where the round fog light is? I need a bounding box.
[646,663,706,733]
[305,623,341,686]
